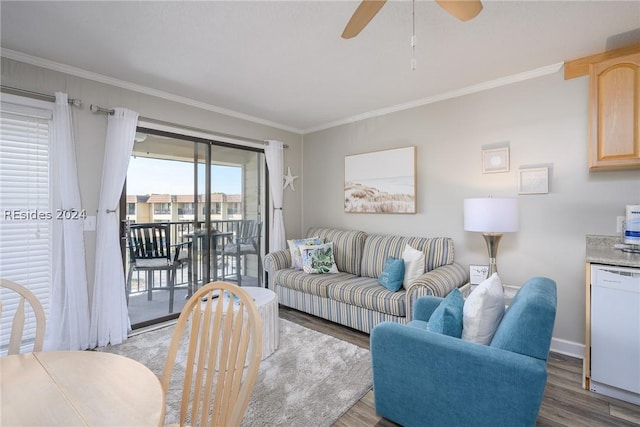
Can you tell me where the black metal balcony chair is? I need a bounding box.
[126,223,192,313]
[221,220,262,286]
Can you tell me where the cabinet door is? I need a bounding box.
[589,52,640,170]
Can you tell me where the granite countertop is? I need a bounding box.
[586,235,640,268]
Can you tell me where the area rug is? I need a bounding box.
[100,318,372,427]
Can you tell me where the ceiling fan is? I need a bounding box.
[342,0,483,39]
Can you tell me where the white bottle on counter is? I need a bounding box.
[624,204,640,245]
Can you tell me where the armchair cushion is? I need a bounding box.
[491,276,557,361]
[426,288,463,337]
[411,295,443,321]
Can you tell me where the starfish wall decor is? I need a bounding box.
[283,166,299,191]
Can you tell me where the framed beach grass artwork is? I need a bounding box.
[344,146,416,214]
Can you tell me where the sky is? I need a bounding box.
[126,157,242,195]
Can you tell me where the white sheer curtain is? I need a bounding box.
[46,92,91,351]
[264,140,286,252]
[90,108,138,348]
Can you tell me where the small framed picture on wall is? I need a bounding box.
[469,264,490,285]
[518,167,549,194]
[482,146,510,173]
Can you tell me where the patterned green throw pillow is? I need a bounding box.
[299,242,339,274]
[287,236,322,270]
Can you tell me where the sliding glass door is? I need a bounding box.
[122,129,266,329]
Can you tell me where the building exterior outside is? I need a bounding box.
[126,193,243,224]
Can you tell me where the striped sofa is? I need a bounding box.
[263,227,468,334]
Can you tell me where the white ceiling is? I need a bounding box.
[1,1,639,133]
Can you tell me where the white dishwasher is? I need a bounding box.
[590,264,640,405]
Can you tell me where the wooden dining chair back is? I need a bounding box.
[161,281,262,427]
[0,278,46,355]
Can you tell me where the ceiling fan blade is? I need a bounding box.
[435,0,483,22]
[341,0,388,39]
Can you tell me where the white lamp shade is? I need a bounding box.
[464,198,519,233]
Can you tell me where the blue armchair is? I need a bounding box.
[371,277,557,427]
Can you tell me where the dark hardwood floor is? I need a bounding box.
[278,305,640,427]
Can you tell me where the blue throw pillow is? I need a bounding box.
[426,288,464,338]
[378,257,405,292]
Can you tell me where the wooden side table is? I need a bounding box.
[199,286,279,363]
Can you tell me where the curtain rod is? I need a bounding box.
[1,86,289,148]
[90,103,289,148]
[89,104,114,115]
[1,85,82,107]
[264,140,289,149]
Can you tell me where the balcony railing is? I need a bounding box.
[125,219,249,295]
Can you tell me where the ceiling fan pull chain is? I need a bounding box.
[411,37,416,70]
[411,0,416,70]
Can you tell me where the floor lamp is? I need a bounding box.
[464,198,519,277]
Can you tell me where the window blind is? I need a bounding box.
[0,98,52,354]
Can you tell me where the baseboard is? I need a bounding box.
[550,337,584,359]
[128,319,177,338]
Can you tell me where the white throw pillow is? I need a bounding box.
[462,272,505,345]
[401,244,425,288]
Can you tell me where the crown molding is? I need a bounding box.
[1,48,303,134]
[2,48,564,136]
[303,62,565,134]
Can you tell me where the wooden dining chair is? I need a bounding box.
[0,278,46,355]
[161,281,262,427]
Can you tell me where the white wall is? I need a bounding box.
[302,70,640,352]
[1,57,304,300]
[4,56,639,353]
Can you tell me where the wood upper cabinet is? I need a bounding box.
[589,52,640,170]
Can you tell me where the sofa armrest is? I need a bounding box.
[405,262,468,321]
[263,249,292,274]
[371,322,547,427]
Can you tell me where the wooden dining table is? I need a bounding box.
[0,351,165,426]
